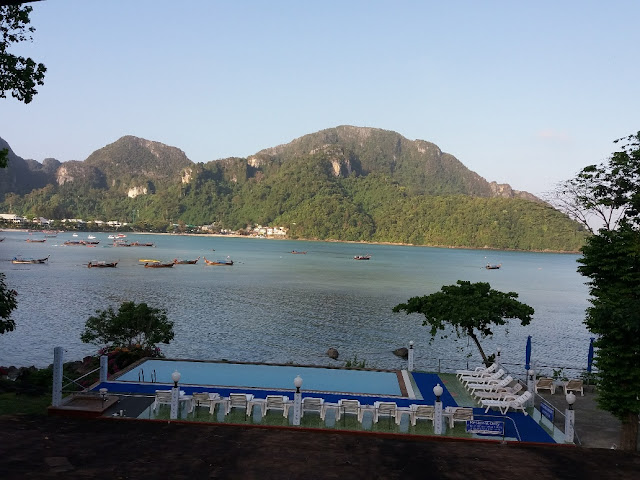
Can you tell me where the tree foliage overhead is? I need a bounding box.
[393,280,534,365]
[80,301,175,351]
[0,4,46,104]
[0,272,18,334]
[566,131,640,451]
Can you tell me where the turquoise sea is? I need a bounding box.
[0,231,591,376]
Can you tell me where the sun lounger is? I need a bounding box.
[535,377,556,394]
[302,397,326,420]
[444,407,474,428]
[473,382,523,400]
[480,391,532,415]
[460,369,505,387]
[563,379,584,396]
[409,404,435,426]
[467,375,513,394]
[456,362,498,380]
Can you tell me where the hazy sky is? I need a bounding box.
[1,1,638,196]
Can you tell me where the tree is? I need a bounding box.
[393,280,534,365]
[0,272,18,334]
[556,131,640,451]
[80,301,175,352]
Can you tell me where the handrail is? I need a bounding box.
[62,365,101,392]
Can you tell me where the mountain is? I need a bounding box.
[0,127,587,251]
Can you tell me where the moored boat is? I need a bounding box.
[291,250,307,254]
[130,242,154,247]
[485,263,502,270]
[203,256,234,266]
[64,240,86,246]
[354,254,371,260]
[12,255,50,264]
[87,261,118,268]
[25,238,46,243]
[144,262,174,268]
[173,257,200,264]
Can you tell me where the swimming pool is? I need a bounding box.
[116,359,404,396]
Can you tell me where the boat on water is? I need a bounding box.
[485,263,502,270]
[87,261,118,268]
[173,257,200,264]
[130,242,154,247]
[144,262,174,268]
[88,235,96,240]
[25,238,46,243]
[72,233,78,237]
[64,240,86,246]
[203,256,234,266]
[354,254,371,260]
[0,237,4,242]
[291,250,307,254]
[12,255,50,264]
[139,259,160,263]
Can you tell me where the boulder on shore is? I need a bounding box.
[326,348,339,360]
[393,347,408,359]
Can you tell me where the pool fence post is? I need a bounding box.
[52,346,63,407]
[170,370,181,420]
[293,375,303,426]
[564,393,576,443]
[433,383,443,435]
[527,369,536,408]
[100,355,108,382]
[408,341,414,372]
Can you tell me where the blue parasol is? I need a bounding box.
[587,337,595,373]
[525,335,532,371]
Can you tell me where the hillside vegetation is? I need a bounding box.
[0,126,588,251]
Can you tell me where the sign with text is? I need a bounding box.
[540,401,555,422]
[466,420,504,435]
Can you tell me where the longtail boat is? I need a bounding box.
[203,256,234,266]
[12,255,50,264]
[173,257,200,264]
[25,238,46,243]
[354,254,371,260]
[88,261,118,268]
[291,251,307,254]
[144,262,174,268]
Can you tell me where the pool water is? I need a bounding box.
[116,359,403,396]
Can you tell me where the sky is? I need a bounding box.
[1,0,639,197]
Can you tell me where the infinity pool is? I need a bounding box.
[116,359,404,396]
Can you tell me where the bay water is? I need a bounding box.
[0,231,591,377]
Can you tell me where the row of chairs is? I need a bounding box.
[152,390,473,427]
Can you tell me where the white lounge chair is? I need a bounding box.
[225,393,254,415]
[445,407,474,428]
[535,377,556,394]
[563,379,584,396]
[301,397,326,420]
[261,395,290,418]
[456,362,498,380]
[481,391,532,415]
[467,375,513,395]
[373,401,400,424]
[335,399,363,422]
[152,390,172,411]
[409,404,434,426]
[192,392,220,410]
[473,382,523,400]
[460,369,505,387]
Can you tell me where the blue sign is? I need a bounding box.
[466,420,504,435]
[540,401,555,422]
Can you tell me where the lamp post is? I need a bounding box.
[293,375,303,426]
[527,369,536,408]
[408,340,415,372]
[170,370,181,420]
[433,383,444,434]
[564,392,576,443]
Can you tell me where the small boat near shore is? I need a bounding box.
[354,254,371,260]
[87,261,118,268]
[203,256,234,266]
[25,238,46,243]
[144,262,174,268]
[485,263,502,270]
[12,255,50,264]
[291,250,307,254]
[173,257,200,264]
[130,242,154,247]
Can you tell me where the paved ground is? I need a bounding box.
[1,414,639,480]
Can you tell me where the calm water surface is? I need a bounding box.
[0,231,591,375]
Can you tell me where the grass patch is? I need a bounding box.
[0,392,51,415]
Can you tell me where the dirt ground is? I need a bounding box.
[1,414,639,480]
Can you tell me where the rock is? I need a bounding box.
[327,348,339,360]
[393,347,408,359]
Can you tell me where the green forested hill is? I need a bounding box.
[0,127,588,251]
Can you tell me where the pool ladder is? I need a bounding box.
[138,369,157,383]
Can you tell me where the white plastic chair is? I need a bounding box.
[409,404,434,426]
[460,369,505,387]
[301,397,326,420]
[152,390,172,411]
[481,391,532,415]
[261,395,290,418]
[226,393,254,415]
[467,375,513,395]
[373,401,400,425]
[456,362,498,380]
[335,399,363,422]
[474,382,523,400]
